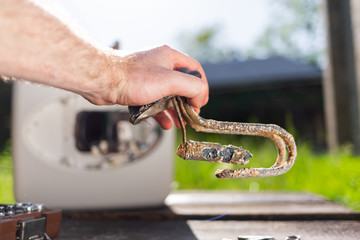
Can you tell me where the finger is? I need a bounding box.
[152,111,173,130]
[162,69,208,109]
[192,106,201,115]
[167,108,184,129]
[167,48,209,107]
[167,106,200,129]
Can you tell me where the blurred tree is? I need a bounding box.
[179,0,325,66]
[178,25,238,63]
[247,0,325,66]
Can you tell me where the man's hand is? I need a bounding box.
[84,46,209,129]
[0,0,209,129]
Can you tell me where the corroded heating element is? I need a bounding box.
[177,140,252,165]
[172,95,296,178]
[128,69,297,178]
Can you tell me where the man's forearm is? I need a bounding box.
[0,0,209,129]
[0,0,111,97]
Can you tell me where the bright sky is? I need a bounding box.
[52,0,271,52]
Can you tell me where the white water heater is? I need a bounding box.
[12,82,174,209]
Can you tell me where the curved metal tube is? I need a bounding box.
[173,96,296,178]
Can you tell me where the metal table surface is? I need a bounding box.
[58,191,360,240]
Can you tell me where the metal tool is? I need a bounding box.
[0,202,62,240]
[129,68,297,178]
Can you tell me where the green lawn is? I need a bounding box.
[0,142,14,204]
[174,129,360,211]
[1,134,360,210]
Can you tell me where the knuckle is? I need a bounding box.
[157,44,175,57]
[193,58,201,67]
[159,44,172,51]
[199,77,208,89]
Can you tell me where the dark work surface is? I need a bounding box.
[59,219,360,240]
[58,191,360,240]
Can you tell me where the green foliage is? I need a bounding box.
[178,0,325,66]
[174,129,360,210]
[246,0,325,66]
[177,26,236,63]
[0,141,15,204]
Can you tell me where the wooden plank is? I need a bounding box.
[59,192,360,239]
[57,219,360,240]
[166,191,358,220]
[58,219,195,240]
[189,220,360,240]
[64,191,359,221]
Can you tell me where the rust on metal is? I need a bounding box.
[177,140,252,165]
[170,94,297,178]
